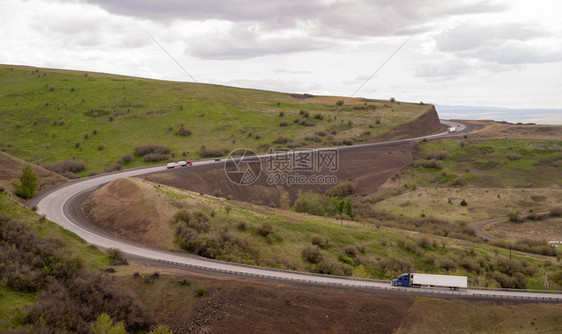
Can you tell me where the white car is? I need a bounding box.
[166,162,177,169]
[177,160,192,167]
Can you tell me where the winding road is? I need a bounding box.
[35,121,562,302]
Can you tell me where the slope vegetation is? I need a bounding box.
[0,64,440,176]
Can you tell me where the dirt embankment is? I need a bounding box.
[143,142,413,207]
[0,151,67,199]
[81,178,177,249]
[374,105,444,142]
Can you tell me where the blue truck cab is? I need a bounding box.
[391,273,411,287]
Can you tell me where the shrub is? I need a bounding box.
[507,212,520,222]
[175,125,192,136]
[174,209,210,233]
[279,121,289,127]
[416,237,432,249]
[313,113,323,120]
[451,177,467,186]
[134,144,170,156]
[507,153,522,161]
[324,182,355,198]
[311,235,330,248]
[106,248,127,265]
[413,159,443,169]
[272,136,290,144]
[389,97,396,103]
[425,151,449,160]
[237,220,248,230]
[43,159,86,178]
[258,222,274,237]
[550,207,562,217]
[279,111,284,117]
[199,145,229,158]
[335,100,344,106]
[438,257,457,271]
[343,246,357,257]
[121,154,132,163]
[143,153,167,162]
[460,199,467,206]
[302,245,322,263]
[197,287,206,297]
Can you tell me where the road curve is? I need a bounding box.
[36,121,562,302]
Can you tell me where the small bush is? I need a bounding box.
[258,222,274,237]
[43,159,86,178]
[272,136,291,144]
[302,245,322,263]
[121,154,132,163]
[425,151,448,160]
[237,220,248,230]
[279,121,289,127]
[199,145,229,158]
[451,177,467,186]
[335,100,344,106]
[550,207,562,217]
[325,182,355,198]
[313,113,323,120]
[106,248,127,264]
[413,159,443,169]
[279,111,284,117]
[507,212,520,222]
[143,153,167,162]
[460,199,467,206]
[343,246,357,257]
[507,153,522,161]
[134,144,170,156]
[175,125,192,136]
[311,235,330,248]
[196,287,206,297]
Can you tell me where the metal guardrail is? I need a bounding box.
[156,259,562,302]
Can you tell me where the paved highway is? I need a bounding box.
[36,121,562,302]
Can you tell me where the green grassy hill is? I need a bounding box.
[0,64,434,176]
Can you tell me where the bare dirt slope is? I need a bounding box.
[144,142,413,206]
[81,178,179,249]
[118,263,562,334]
[374,106,443,142]
[0,151,67,199]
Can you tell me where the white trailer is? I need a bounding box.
[392,273,467,290]
[448,127,456,133]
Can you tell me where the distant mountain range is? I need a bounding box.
[435,105,562,125]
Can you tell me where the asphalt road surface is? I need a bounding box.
[36,121,562,302]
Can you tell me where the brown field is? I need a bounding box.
[485,217,562,242]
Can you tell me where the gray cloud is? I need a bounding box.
[86,0,501,36]
[416,58,471,78]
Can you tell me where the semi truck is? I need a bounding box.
[392,273,467,290]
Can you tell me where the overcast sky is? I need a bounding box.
[2,0,561,118]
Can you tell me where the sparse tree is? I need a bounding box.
[15,166,37,199]
[89,313,126,334]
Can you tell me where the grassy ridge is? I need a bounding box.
[0,64,431,175]
[98,178,562,290]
